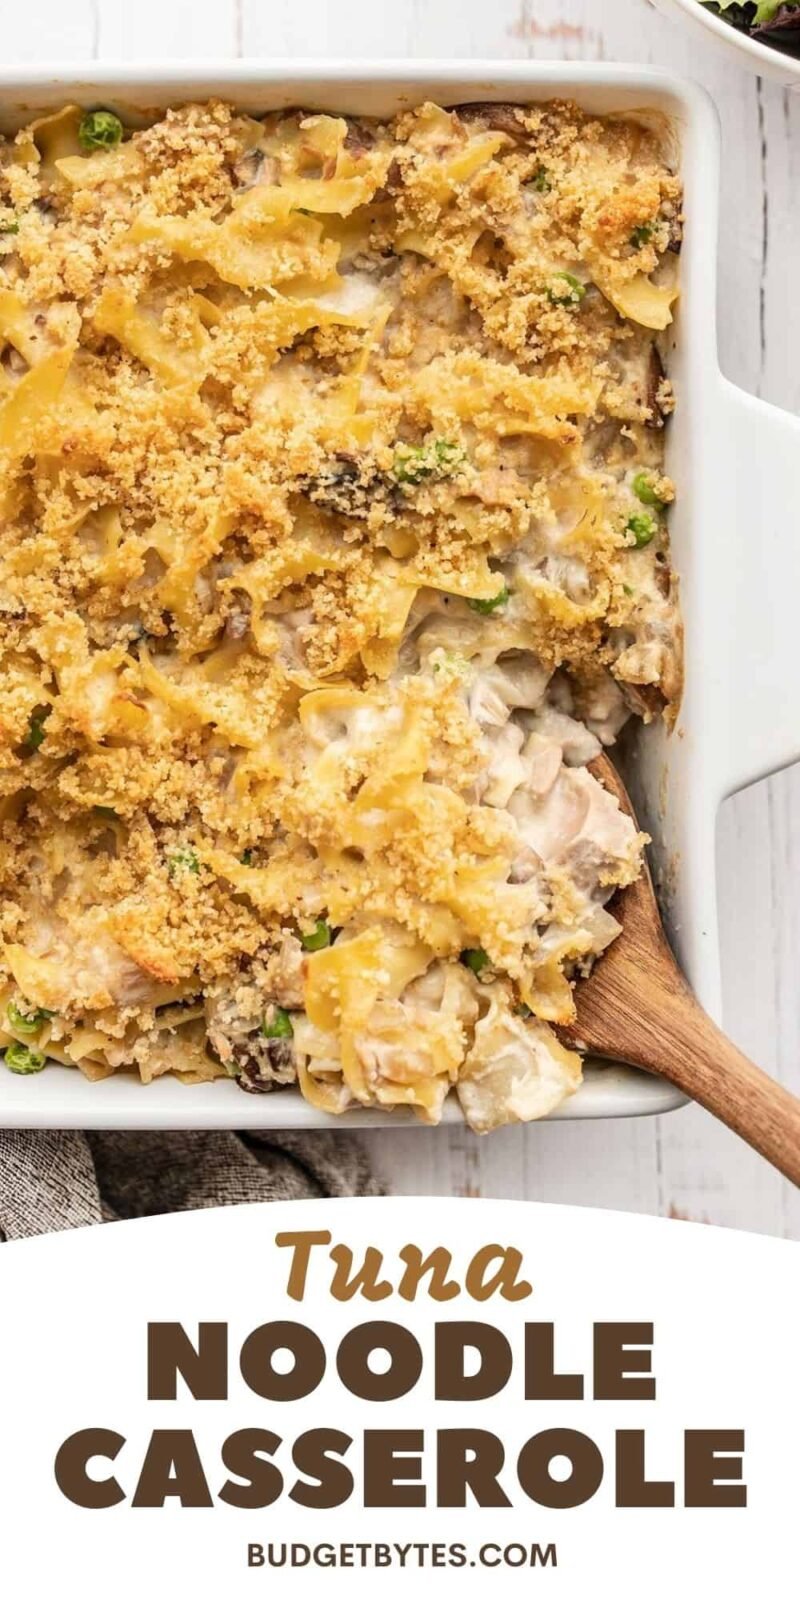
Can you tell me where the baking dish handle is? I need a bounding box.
[718,377,800,798]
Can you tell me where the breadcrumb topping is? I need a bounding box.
[0,98,681,1122]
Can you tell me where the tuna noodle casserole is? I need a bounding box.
[0,99,682,1129]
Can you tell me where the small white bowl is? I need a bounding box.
[653,0,800,84]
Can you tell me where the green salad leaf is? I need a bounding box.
[701,0,800,54]
[753,3,788,21]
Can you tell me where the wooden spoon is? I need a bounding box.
[555,753,800,1187]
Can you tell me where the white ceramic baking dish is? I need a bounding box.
[653,0,800,87]
[1,61,798,1131]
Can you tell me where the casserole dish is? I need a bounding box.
[0,60,798,1131]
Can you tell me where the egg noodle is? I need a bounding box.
[0,98,682,1129]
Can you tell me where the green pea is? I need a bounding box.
[7,1001,53,1035]
[632,471,666,507]
[240,849,254,866]
[168,846,200,877]
[5,1042,47,1074]
[0,218,19,235]
[301,919,331,952]
[468,582,510,615]
[626,513,657,548]
[79,110,124,151]
[262,1007,294,1040]
[630,223,654,249]
[547,272,586,306]
[529,165,551,193]
[25,710,48,750]
[461,948,490,975]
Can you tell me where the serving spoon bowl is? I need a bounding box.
[556,755,800,1186]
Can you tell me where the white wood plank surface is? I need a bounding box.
[11,0,800,1234]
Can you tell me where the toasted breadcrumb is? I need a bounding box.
[0,98,680,1105]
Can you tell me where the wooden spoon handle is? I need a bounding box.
[631,985,800,1188]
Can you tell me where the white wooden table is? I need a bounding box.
[11,0,799,1236]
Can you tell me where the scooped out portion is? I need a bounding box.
[0,96,679,1129]
[1,647,645,1128]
